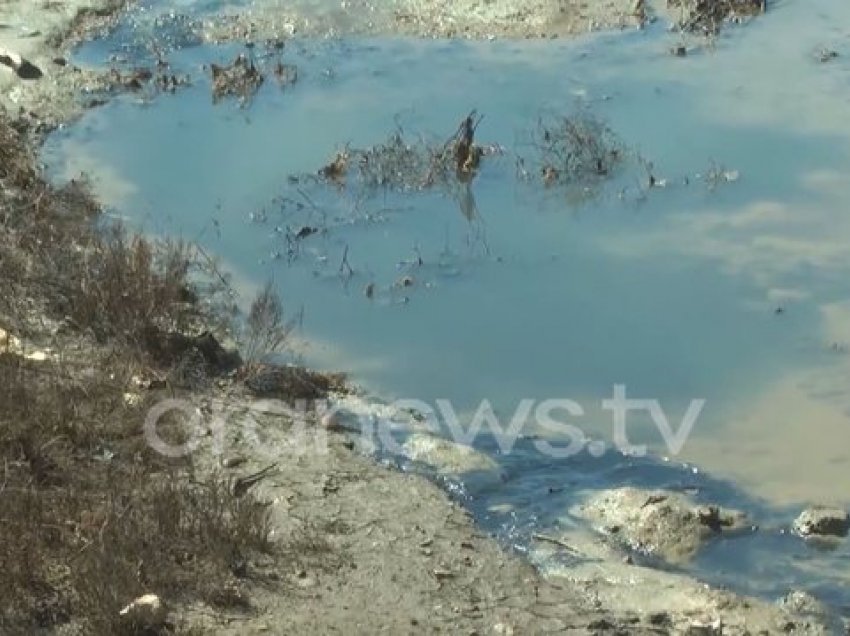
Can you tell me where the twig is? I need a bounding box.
[338,245,353,278]
[232,463,279,498]
[194,243,233,294]
[532,533,581,555]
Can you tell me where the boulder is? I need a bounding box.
[793,506,849,538]
[0,49,43,79]
[577,487,749,564]
[777,590,845,633]
[402,433,506,491]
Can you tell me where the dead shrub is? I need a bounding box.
[65,227,197,342]
[520,111,625,188]
[313,111,495,193]
[241,282,295,365]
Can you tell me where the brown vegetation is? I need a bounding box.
[315,111,493,192]
[0,111,298,634]
[668,0,766,34]
[518,111,625,188]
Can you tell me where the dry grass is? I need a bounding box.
[0,351,275,634]
[0,111,284,634]
[312,112,494,194]
[0,113,227,353]
[519,111,625,188]
[64,227,197,341]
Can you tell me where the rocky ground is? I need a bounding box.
[1,0,845,634]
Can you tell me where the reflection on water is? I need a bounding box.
[43,0,850,609]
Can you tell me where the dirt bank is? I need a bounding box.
[0,1,828,634]
[197,0,764,43]
[199,0,645,42]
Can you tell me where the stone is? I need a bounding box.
[402,433,506,491]
[793,506,849,538]
[777,590,845,633]
[0,48,43,79]
[119,593,167,630]
[577,487,749,564]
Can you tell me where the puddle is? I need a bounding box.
[43,0,850,613]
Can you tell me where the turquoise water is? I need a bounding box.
[43,0,850,613]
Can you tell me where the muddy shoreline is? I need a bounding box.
[0,0,843,634]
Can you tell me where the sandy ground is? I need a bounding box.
[0,0,670,120]
[178,392,837,634]
[0,0,125,125]
[199,0,653,42]
[1,0,843,634]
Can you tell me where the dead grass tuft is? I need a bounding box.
[242,281,296,365]
[0,348,274,633]
[0,111,280,634]
[312,111,496,193]
[519,111,625,188]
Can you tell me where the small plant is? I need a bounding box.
[241,282,297,366]
[521,111,625,188]
[314,111,494,193]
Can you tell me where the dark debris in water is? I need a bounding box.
[517,112,626,188]
[107,65,190,94]
[211,54,264,103]
[209,48,298,104]
[315,110,498,193]
[272,60,298,86]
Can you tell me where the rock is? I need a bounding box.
[577,487,749,564]
[119,593,167,631]
[222,454,247,469]
[816,48,839,63]
[0,48,43,79]
[793,506,849,538]
[778,590,829,615]
[777,591,845,633]
[402,433,506,491]
[123,392,142,407]
[0,327,21,353]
